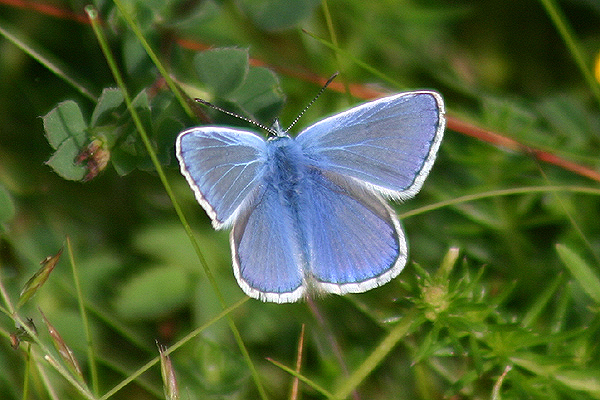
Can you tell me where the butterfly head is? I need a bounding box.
[268,119,290,140]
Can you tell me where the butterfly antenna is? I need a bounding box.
[285,72,339,132]
[195,98,277,135]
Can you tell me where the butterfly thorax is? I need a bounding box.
[264,137,306,198]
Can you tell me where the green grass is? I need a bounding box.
[1,0,600,399]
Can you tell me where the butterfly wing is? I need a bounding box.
[299,169,406,294]
[231,184,305,303]
[296,91,445,199]
[176,127,267,228]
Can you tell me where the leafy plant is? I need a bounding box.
[0,0,599,399]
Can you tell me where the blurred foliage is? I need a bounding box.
[1,0,600,399]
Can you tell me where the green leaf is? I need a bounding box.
[18,248,63,308]
[110,147,137,176]
[133,224,228,273]
[554,369,600,397]
[43,101,89,180]
[123,32,152,77]
[46,139,87,181]
[0,184,15,225]
[537,94,594,149]
[155,117,185,165]
[91,88,124,127]
[194,48,249,96]
[131,89,152,141]
[228,67,284,122]
[131,88,151,110]
[521,273,564,328]
[43,100,87,149]
[556,244,600,304]
[238,0,321,31]
[113,266,192,320]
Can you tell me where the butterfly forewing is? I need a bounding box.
[296,91,445,199]
[176,127,267,228]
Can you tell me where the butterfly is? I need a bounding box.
[176,90,445,303]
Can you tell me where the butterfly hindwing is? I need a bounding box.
[299,169,407,294]
[176,127,267,228]
[231,184,305,303]
[296,91,445,199]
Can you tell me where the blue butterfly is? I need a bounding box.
[176,91,445,303]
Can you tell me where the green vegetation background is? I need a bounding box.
[1,0,600,399]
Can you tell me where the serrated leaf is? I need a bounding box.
[194,48,249,96]
[238,0,320,31]
[556,244,600,304]
[18,248,63,308]
[91,88,124,127]
[114,266,192,320]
